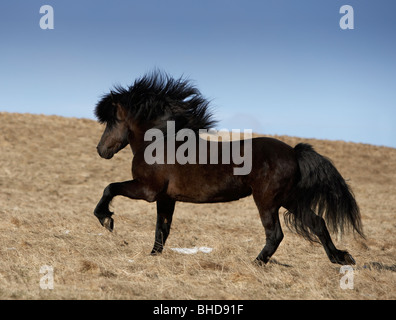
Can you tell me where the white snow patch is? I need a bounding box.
[170,247,213,254]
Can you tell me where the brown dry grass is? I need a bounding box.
[0,112,395,300]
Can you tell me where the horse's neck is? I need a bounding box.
[128,132,141,155]
[128,126,149,155]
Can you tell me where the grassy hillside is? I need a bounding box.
[0,112,395,299]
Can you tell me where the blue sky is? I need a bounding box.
[1,0,395,148]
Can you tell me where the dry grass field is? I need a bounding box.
[0,112,395,300]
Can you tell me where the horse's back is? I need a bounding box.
[250,137,297,172]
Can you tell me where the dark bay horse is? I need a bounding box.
[94,71,364,265]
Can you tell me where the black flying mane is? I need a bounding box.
[95,71,217,132]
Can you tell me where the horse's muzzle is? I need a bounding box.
[97,146,114,159]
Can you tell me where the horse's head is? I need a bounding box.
[95,95,129,159]
[95,71,217,159]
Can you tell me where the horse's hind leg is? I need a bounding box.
[151,197,176,255]
[256,209,284,265]
[253,196,284,264]
[305,210,355,265]
[286,206,355,265]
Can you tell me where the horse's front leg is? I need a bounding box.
[94,179,158,232]
[151,197,176,255]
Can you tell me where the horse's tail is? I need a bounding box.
[284,143,364,241]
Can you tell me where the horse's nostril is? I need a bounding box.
[96,145,103,156]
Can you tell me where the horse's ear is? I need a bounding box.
[116,103,127,121]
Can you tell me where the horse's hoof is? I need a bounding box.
[343,252,356,265]
[102,216,114,232]
[330,250,356,265]
[253,258,268,266]
[150,247,163,256]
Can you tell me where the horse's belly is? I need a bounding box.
[167,180,252,203]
